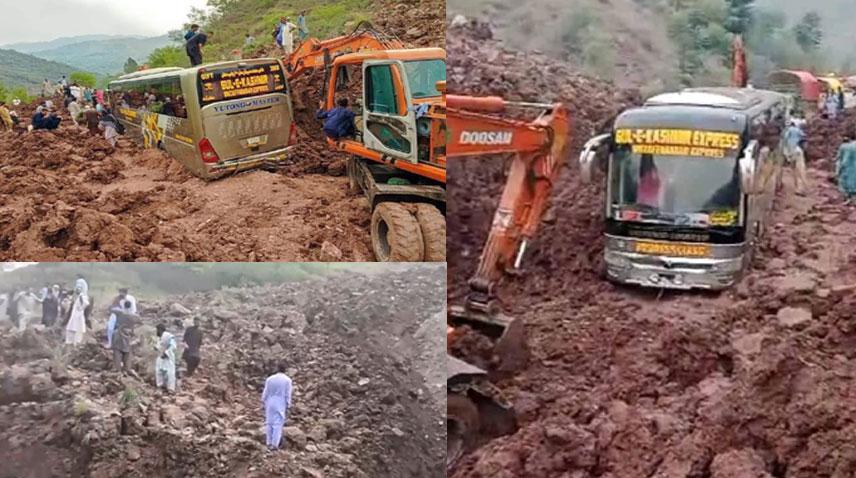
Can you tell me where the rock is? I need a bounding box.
[169,303,192,316]
[406,26,424,37]
[777,307,812,327]
[301,466,324,478]
[320,241,343,261]
[391,427,405,437]
[127,444,141,461]
[450,14,469,28]
[731,332,766,357]
[285,426,307,449]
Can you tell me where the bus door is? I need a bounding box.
[362,60,418,164]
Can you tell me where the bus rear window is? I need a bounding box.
[198,62,287,106]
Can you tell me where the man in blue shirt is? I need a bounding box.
[316,98,356,140]
[186,30,210,66]
[782,120,808,194]
[836,129,856,201]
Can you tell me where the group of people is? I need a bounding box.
[273,11,309,55]
[0,275,92,340]
[820,87,846,120]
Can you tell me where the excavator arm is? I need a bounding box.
[447,94,571,310]
[285,21,405,79]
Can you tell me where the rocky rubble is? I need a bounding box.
[447,18,856,478]
[0,266,445,477]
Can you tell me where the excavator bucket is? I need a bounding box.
[448,304,528,378]
[447,355,517,471]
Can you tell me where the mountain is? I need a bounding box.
[0,48,80,92]
[1,35,128,54]
[28,36,173,75]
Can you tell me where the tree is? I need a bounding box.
[793,12,823,53]
[123,58,139,74]
[723,0,754,34]
[148,46,190,68]
[69,71,97,88]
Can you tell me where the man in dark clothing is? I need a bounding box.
[32,108,61,130]
[184,24,199,41]
[182,317,203,376]
[316,98,356,140]
[110,300,139,374]
[83,107,100,135]
[41,285,60,327]
[186,30,211,66]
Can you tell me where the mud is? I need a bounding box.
[448,20,856,478]
[0,266,445,478]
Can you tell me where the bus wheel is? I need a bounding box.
[371,202,425,262]
[415,203,446,262]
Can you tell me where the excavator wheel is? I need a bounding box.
[415,203,446,262]
[371,202,425,262]
[447,393,480,471]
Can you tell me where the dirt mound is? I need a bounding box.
[447,19,856,478]
[0,267,445,478]
[804,110,856,164]
[375,0,445,48]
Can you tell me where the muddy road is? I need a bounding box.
[448,19,856,478]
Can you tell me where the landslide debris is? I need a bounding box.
[0,266,445,478]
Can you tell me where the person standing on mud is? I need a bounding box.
[262,362,293,451]
[155,323,177,393]
[106,288,136,348]
[185,29,210,66]
[836,129,856,201]
[297,11,309,43]
[99,108,121,148]
[41,285,61,327]
[83,106,100,135]
[110,300,139,374]
[182,317,203,376]
[65,283,89,345]
[781,120,808,195]
[0,100,14,131]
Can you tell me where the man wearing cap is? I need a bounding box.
[106,288,136,349]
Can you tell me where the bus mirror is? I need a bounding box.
[739,141,758,194]
[579,134,610,183]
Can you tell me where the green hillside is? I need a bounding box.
[0,48,82,92]
[28,35,174,75]
[186,0,373,60]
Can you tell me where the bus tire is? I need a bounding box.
[371,202,424,262]
[415,203,446,262]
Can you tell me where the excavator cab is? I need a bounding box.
[362,59,419,164]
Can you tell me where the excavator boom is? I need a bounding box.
[285,21,405,79]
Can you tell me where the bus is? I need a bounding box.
[579,87,790,290]
[108,58,297,179]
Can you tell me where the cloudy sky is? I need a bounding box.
[0,0,208,45]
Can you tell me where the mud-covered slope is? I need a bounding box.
[0,266,445,478]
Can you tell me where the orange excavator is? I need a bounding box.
[445,91,573,469]
[285,21,405,79]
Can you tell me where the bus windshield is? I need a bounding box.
[609,146,741,227]
[403,59,446,99]
[197,61,287,107]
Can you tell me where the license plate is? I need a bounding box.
[634,241,710,258]
[245,135,267,147]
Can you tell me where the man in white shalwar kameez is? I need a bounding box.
[65,288,89,345]
[262,362,293,450]
[155,323,177,392]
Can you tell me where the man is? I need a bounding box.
[297,11,309,42]
[69,83,83,102]
[42,79,53,97]
[244,33,255,47]
[184,24,200,41]
[182,317,203,376]
[836,129,856,201]
[106,288,136,348]
[83,106,100,135]
[99,108,121,148]
[110,300,138,373]
[67,98,82,127]
[781,120,808,195]
[276,17,297,54]
[0,100,13,131]
[65,283,89,345]
[41,285,61,327]
[186,29,210,66]
[316,98,356,140]
[14,289,39,332]
[32,107,62,131]
[155,323,177,392]
[262,362,293,450]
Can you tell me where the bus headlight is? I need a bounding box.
[605,251,631,269]
[716,258,743,273]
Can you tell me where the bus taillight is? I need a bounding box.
[288,122,298,147]
[199,138,220,163]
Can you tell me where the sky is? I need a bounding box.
[0,0,208,45]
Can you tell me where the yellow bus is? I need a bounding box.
[108,58,297,179]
